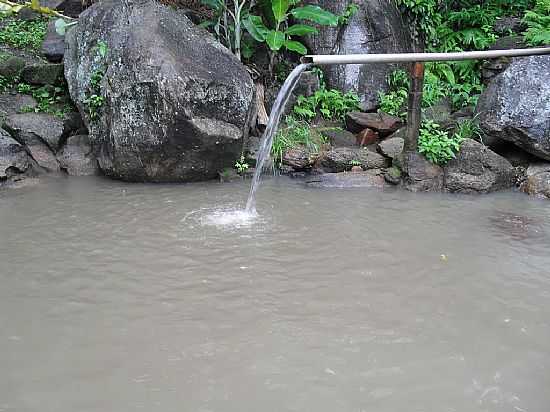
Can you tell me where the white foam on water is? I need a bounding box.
[181,206,260,230]
[201,208,258,228]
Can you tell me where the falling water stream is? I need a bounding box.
[245,63,311,213]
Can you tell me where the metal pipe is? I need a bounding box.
[302,47,550,65]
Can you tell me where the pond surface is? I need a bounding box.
[1,176,550,412]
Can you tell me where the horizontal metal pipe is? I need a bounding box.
[302,47,550,65]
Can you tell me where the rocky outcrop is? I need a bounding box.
[321,147,388,172]
[522,163,550,199]
[477,55,550,158]
[41,20,66,63]
[306,170,388,188]
[378,137,404,159]
[65,0,254,182]
[401,152,444,192]
[443,139,516,193]
[303,0,410,111]
[3,113,64,172]
[346,111,403,136]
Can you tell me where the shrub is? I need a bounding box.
[418,120,464,165]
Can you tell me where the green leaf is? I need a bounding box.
[284,39,307,54]
[286,24,318,36]
[266,30,285,51]
[243,15,269,42]
[291,5,338,26]
[272,0,290,23]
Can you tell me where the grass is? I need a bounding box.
[271,116,327,167]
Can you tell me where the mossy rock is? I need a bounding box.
[0,53,27,78]
[21,63,63,85]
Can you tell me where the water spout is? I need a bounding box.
[245,63,311,213]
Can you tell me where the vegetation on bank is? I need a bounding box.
[1,0,548,171]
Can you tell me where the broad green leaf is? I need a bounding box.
[284,39,307,54]
[291,5,338,26]
[266,30,285,51]
[243,15,269,42]
[272,0,290,23]
[286,24,318,36]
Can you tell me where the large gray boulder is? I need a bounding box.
[303,0,410,111]
[443,139,516,194]
[476,56,550,158]
[64,0,254,182]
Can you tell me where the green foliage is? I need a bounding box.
[200,0,252,61]
[293,87,360,121]
[243,1,337,56]
[235,154,250,174]
[0,18,47,50]
[271,115,325,166]
[338,3,359,26]
[418,120,464,165]
[83,41,108,121]
[393,0,536,114]
[523,0,550,45]
[454,116,483,143]
[18,82,73,117]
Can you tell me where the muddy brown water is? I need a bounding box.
[1,176,550,412]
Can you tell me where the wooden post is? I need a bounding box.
[404,62,425,152]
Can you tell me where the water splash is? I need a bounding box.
[245,63,312,213]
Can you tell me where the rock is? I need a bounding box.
[65,0,254,182]
[494,17,526,35]
[3,113,65,152]
[443,139,516,193]
[451,106,475,125]
[476,55,550,159]
[320,128,356,148]
[346,111,403,136]
[305,170,388,188]
[41,20,65,63]
[62,111,86,136]
[57,135,99,176]
[0,53,26,78]
[482,36,527,85]
[58,0,86,18]
[356,128,379,146]
[3,113,63,171]
[0,93,38,122]
[0,128,31,178]
[303,0,411,111]
[495,143,538,168]
[321,147,388,173]
[522,163,550,199]
[282,147,313,170]
[378,137,404,159]
[423,98,453,129]
[400,151,444,192]
[21,62,63,85]
[350,165,363,173]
